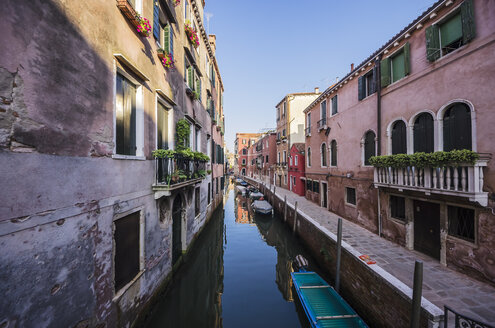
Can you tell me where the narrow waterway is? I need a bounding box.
[144,182,323,327]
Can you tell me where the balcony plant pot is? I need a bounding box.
[117,0,150,37]
[157,48,166,61]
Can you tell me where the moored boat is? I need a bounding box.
[291,255,368,328]
[252,200,273,215]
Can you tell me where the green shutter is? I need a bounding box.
[196,77,201,100]
[403,42,410,76]
[371,67,377,94]
[461,0,476,43]
[380,57,391,87]
[426,25,440,62]
[187,66,193,89]
[440,12,463,47]
[391,51,405,83]
[163,25,170,53]
[358,76,364,101]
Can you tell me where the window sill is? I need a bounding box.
[113,270,145,302]
[345,202,357,208]
[113,154,146,161]
[446,234,477,248]
[388,216,407,225]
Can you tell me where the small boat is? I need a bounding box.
[291,255,368,328]
[240,181,248,187]
[249,192,264,201]
[252,200,273,215]
[235,178,244,185]
[235,185,247,196]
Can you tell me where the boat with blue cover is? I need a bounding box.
[291,255,368,328]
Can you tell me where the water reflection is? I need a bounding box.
[144,187,319,328]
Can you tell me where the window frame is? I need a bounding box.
[447,205,476,244]
[307,147,311,167]
[390,195,406,222]
[321,142,327,167]
[345,187,356,206]
[331,95,338,116]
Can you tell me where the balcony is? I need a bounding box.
[305,127,311,137]
[373,157,489,206]
[317,118,327,131]
[152,155,207,199]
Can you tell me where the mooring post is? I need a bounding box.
[335,218,343,293]
[292,201,298,233]
[410,260,423,328]
[284,195,287,222]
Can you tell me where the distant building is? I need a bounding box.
[288,143,305,196]
[234,133,261,176]
[275,90,320,188]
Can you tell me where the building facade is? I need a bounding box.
[275,90,320,189]
[234,133,261,176]
[288,143,305,196]
[0,0,225,326]
[303,0,495,284]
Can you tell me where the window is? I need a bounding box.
[242,159,246,165]
[390,196,406,221]
[380,43,410,87]
[413,113,434,153]
[331,95,338,115]
[307,148,311,167]
[184,0,188,19]
[321,143,327,167]
[206,135,211,160]
[313,181,320,194]
[295,155,298,166]
[194,126,201,151]
[448,206,475,242]
[358,69,376,100]
[242,139,246,144]
[363,131,376,166]
[277,107,280,121]
[195,187,200,217]
[284,175,287,185]
[307,113,311,128]
[282,102,286,118]
[116,73,137,156]
[114,211,141,292]
[283,151,287,163]
[242,148,247,155]
[293,176,296,187]
[320,100,327,121]
[306,179,312,191]
[289,157,292,166]
[157,100,170,149]
[216,177,219,194]
[282,129,286,137]
[266,155,269,162]
[391,121,407,154]
[426,0,475,62]
[346,187,356,205]
[330,140,337,167]
[443,103,472,151]
[207,182,211,204]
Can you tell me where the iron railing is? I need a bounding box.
[317,118,327,130]
[444,305,494,328]
[155,154,207,185]
[305,126,311,136]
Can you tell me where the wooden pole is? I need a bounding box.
[335,218,342,293]
[293,201,298,233]
[284,195,287,222]
[410,260,423,328]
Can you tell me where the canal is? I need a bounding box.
[143,183,323,327]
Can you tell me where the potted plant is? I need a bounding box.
[136,14,151,37]
[184,20,200,48]
[173,0,181,6]
[161,52,175,69]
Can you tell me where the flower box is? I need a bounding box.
[116,0,150,37]
[157,49,174,68]
[184,21,200,48]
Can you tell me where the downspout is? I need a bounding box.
[376,54,382,237]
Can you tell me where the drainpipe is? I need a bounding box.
[376,54,382,237]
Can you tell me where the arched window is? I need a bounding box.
[414,113,434,153]
[391,120,407,154]
[443,103,471,151]
[330,140,337,166]
[242,148,247,155]
[364,131,376,165]
[321,143,327,167]
[307,148,311,167]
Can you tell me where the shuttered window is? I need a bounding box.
[413,113,434,153]
[443,103,471,151]
[331,95,338,115]
[358,70,376,101]
[153,1,160,40]
[330,140,337,166]
[321,100,327,120]
[381,42,410,86]
[364,131,376,166]
[321,143,327,167]
[115,73,137,156]
[391,121,407,154]
[114,212,140,292]
[426,0,475,61]
[157,101,169,149]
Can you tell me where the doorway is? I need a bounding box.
[321,182,328,209]
[413,200,440,260]
[172,195,183,264]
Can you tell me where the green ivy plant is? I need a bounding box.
[152,149,175,158]
[369,150,479,168]
[176,118,191,151]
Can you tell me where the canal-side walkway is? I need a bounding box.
[246,176,495,325]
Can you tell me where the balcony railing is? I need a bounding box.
[305,126,311,136]
[373,158,489,206]
[317,118,327,130]
[153,155,207,198]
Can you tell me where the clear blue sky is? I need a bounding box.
[205,0,436,151]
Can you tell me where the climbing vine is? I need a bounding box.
[175,118,191,151]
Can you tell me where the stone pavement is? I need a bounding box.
[248,176,495,325]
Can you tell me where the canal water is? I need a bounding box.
[144,182,323,328]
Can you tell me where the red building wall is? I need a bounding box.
[288,144,305,196]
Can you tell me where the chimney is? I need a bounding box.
[209,34,216,55]
[314,87,319,94]
[350,63,354,71]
